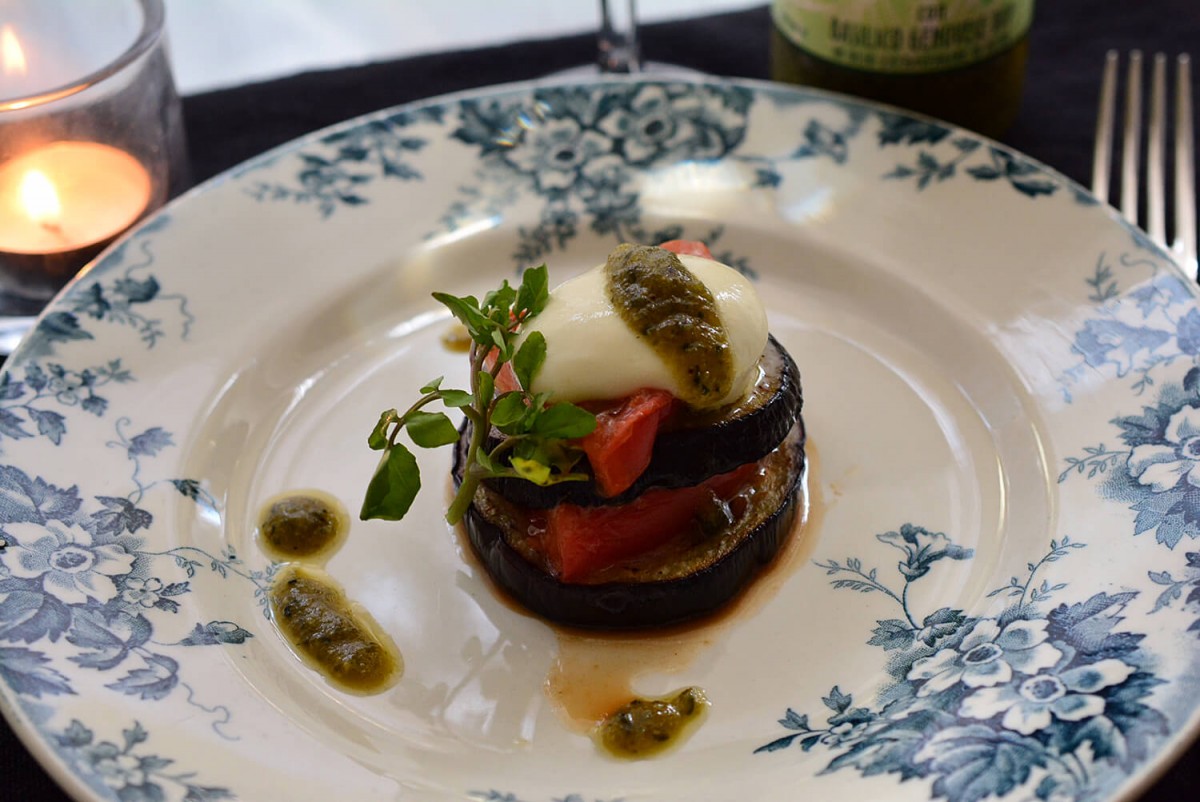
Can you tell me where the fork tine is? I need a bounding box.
[1121,51,1144,225]
[1148,53,1168,246]
[1093,50,1119,200]
[1174,54,1197,279]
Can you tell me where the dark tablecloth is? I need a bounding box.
[3,1,1200,799]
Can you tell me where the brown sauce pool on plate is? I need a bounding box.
[458,444,825,757]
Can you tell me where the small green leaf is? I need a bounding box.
[517,264,549,318]
[360,443,420,520]
[535,438,585,474]
[477,370,494,407]
[439,389,473,408]
[368,409,398,450]
[489,328,512,362]
[419,376,444,393]
[483,282,516,319]
[475,447,501,474]
[405,411,459,448]
[542,471,591,485]
[491,392,527,431]
[506,441,588,484]
[513,331,546,391]
[510,456,552,485]
[513,437,541,462]
[432,293,492,342]
[532,403,596,439]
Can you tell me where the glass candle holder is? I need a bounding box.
[0,0,187,312]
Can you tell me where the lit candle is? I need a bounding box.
[0,20,157,303]
[0,142,152,255]
[2,24,24,75]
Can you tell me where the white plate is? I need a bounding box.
[2,76,1200,802]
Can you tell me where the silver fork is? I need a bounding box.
[1093,50,1198,281]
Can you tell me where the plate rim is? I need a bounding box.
[2,73,1199,802]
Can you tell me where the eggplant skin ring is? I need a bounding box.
[452,416,807,630]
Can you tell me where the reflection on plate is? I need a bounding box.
[1,76,1199,802]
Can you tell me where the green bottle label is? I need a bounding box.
[772,0,1034,75]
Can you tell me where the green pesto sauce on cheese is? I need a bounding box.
[594,687,709,759]
[604,243,732,409]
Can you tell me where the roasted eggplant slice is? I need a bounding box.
[484,335,802,509]
[454,419,807,629]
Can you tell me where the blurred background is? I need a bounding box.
[164,0,759,94]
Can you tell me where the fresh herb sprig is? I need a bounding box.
[361,265,596,524]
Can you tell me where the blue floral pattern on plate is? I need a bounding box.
[443,82,758,271]
[245,107,445,217]
[757,531,1165,802]
[1059,244,1200,652]
[0,219,261,800]
[249,83,1062,276]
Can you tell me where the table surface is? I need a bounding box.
[4,1,1200,800]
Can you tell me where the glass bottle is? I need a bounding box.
[770,1,1035,138]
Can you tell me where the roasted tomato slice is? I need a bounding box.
[579,389,676,497]
[658,239,714,259]
[544,460,758,582]
[483,348,520,395]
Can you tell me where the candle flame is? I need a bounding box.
[19,170,62,226]
[1,25,26,76]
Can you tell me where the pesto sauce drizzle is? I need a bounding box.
[268,565,401,694]
[257,492,401,694]
[594,687,710,759]
[258,492,347,562]
[604,244,732,408]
